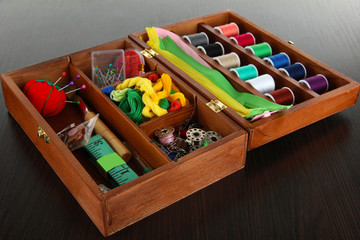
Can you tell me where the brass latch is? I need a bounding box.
[37,125,50,144]
[140,49,159,59]
[288,40,295,45]
[206,100,227,113]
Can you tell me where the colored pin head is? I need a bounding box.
[58,81,74,91]
[54,72,67,85]
[65,84,86,94]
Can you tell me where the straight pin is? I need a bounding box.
[65,85,86,94]
[54,72,67,85]
[58,81,74,91]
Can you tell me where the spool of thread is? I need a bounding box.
[214,22,239,37]
[299,74,329,94]
[230,64,258,80]
[279,62,307,80]
[197,42,224,57]
[182,32,209,47]
[230,32,256,47]
[213,52,241,69]
[155,126,175,145]
[245,42,272,58]
[159,134,175,145]
[246,74,275,94]
[263,52,291,68]
[170,138,189,154]
[264,87,295,105]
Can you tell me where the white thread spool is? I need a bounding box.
[246,74,276,94]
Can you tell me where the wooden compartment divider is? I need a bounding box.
[0,9,358,236]
[129,10,360,150]
[1,33,248,236]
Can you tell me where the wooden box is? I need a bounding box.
[0,10,358,236]
[130,10,360,150]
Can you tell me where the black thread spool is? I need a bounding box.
[197,42,225,58]
[182,32,209,47]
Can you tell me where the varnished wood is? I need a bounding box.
[1,1,360,239]
[1,31,247,235]
[130,10,360,150]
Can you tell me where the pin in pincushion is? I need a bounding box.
[23,80,66,117]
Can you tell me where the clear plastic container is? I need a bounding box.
[91,49,126,88]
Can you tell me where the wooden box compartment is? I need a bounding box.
[129,10,360,150]
[0,38,248,236]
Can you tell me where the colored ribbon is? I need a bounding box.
[146,27,291,119]
[155,28,211,68]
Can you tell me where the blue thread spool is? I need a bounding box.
[263,52,291,68]
[279,62,307,80]
[230,64,258,80]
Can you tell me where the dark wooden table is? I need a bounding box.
[1,1,359,239]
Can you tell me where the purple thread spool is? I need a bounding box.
[299,74,329,94]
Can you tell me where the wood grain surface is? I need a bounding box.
[1,0,359,239]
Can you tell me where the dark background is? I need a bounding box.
[1,0,359,239]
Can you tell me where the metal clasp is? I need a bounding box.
[206,100,227,113]
[37,125,50,144]
[141,49,159,59]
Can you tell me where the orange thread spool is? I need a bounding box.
[214,22,239,37]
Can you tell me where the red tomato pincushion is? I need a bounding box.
[23,80,66,117]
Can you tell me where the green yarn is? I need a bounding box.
[170,89,176,94]
[158,98,170,109]
[119,89,144,124]
[111,88,130,102]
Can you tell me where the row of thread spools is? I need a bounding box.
[182,22,330,105]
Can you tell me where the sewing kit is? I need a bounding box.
[1,10,359,236]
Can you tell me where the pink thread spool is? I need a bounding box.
[230,33,256,47]
[214,22,239,37]
[155,126,175,145]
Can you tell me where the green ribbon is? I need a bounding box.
[157,34,292,118]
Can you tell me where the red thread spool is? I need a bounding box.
[230,33,256,47]
[214,22,239,37]
[264,87,295,105]
[124,49,145,78]
[23,80,66,117]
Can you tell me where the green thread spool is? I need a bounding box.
[230,64,258,80]
[245,42,272,58]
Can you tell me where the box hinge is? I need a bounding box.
[37,124,50,144]
[141,49,159,59]
[206,100,227,113]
